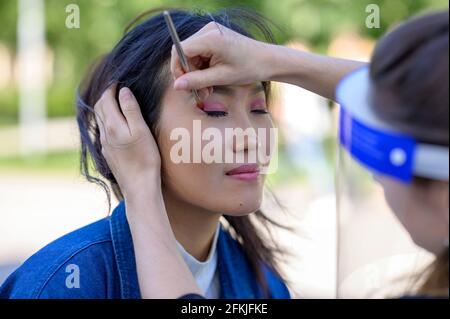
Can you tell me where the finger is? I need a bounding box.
[197,21,224,35]
[170,45,186,79]
[181,31,216,59]
[102,84,128,135]
[118,87,146,136]
[198,87,212,101]
[170,31,217,80]
[170,45,208,79]
[173,67,227,91]
[94,92,107,144]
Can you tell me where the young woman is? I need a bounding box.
[101,10,447,298]
[0,9,291,299]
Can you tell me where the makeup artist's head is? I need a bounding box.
[77,8,284,293]
[369,10,448,296]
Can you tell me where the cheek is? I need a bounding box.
[255,115,277,154]
[254,118,276,170]
[155,123,227,212]
[380,179,401,211]
[379,178,414,226]
[157,125,221,203]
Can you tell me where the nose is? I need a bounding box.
[234,131,258,154]
[228,114,260,162]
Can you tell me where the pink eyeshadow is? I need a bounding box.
[202,101,227,111]
[250,98,267,110]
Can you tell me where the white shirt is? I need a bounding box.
[176,223,221,298]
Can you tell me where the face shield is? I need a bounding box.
[335,67,449,298]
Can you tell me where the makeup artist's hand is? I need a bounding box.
[170,22,366,101]
[94,84,161,199]
[170,22,271,92]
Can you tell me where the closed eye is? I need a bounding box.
[251,109,269,114]
[204,110,228,117]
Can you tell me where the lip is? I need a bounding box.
[225,164,260,181]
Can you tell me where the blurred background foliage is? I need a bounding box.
[2,1,447,292]
[0,0,448,124]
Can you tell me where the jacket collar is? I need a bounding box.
[216,225,263,298]
[109,200,263,299]
[109,200,141,299]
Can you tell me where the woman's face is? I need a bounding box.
[156,79,274,216]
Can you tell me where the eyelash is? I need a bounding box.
[251,109,269,114]
[204,111,228,118]
[204,109,269,117]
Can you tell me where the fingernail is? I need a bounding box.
[120,87,132,100]
[198,88,210,100]
[174,79,188,90]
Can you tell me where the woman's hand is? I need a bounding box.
[94,84,161,200]
[94,85,202,298]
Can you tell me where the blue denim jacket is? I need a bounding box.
[0,201,290,299]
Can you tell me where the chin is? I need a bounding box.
[220,197,262,216]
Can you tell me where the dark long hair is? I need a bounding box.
[76,7,287,296]
[370,10,449,296]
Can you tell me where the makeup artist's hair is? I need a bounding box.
[370,10,449,297]
[76,7,286,296]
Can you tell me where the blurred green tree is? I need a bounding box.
[0,0,447,123]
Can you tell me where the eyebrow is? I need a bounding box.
[212,83,265,97]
